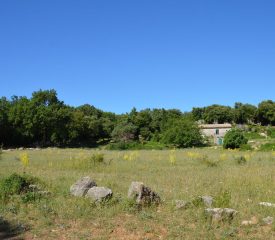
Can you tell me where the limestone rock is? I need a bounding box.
[175,200,191,210]
[262,216,273,225]
[241,216,258,226]
[70,177,97,197]
[205,208,238,222]
[128,182,160,205]
[259,202,275,208]
[86,187,112,202]
[201,196,213,207]
[29,184,42,191]
[241,220,253,226]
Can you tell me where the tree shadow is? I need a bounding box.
[0,217,26,240]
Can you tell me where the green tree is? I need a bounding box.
[111,121,138,143]
[161,118,203,148]
[234,103,257,124]
[203,105,233,124]
[257,100,275,125]
[8,96,34,146]
[192,107,205,121]
[223,129,248,149]
[0,97,11,146]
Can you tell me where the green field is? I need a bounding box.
[0,148,275,239]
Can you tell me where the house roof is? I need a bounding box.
[199,123,232,129]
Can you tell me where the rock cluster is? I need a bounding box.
[86,187,113,202]
[175,195,213,209]
[70,177,112,202]
[205,208,238,222]
[259,202,275,208]
[70,176,97,197]
[70,177,274,227]
[128,182,161,205]
[262,216,273,225]
[70,178,161,205]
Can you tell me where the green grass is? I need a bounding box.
[0,148,275,239]
[259,143,275,151]
[244,132,265,140]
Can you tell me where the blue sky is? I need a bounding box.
[0,0,274,113]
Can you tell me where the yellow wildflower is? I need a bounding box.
[19,152,29,168]
[220,153,227,161]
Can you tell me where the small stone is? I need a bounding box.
[175,200,191,210]
[38,191,51,196]
[86,187,112,202]
[205,208,238,222]
[70,177,97,197]
[241,216,258,226]
[29,184,42,191]
[259,202,275,207]
[128,182,160,205]
[241,220,253,226]
[201,196,213,207]
[262,216,273,225]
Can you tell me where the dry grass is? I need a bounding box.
[0,148,275,239]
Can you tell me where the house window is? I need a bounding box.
[215,129,219,135]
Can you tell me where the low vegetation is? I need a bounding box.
[0,173,42,203]
[223,129,248,149]
[0,148,274,239]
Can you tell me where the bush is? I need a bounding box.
[0,173,40,202]
[223,129,248,149]
[161,118,203,148]
[107,141,141,150]
[111,122,138,143]
[235,156,247,165]
[107,141,167,150]
[214,190,231,208]
[90,153,104,165]
[200,155,219,167]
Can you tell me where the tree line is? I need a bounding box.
[0,89,274,148]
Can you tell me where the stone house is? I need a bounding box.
[199,123,232,145]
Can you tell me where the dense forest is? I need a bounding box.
[0,89,274,148]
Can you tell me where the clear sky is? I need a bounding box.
[0,0,274,113]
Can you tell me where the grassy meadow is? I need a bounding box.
[0,148,275,239]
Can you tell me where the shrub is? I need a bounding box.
[223,129,248,149]
[107,141,167,150]
[111,122,138,143]
[122,198,141,213]
[107,141,141,150]
[200,155,219,167]
[214,190,231,208]
[90,153,104,165]
[235,156,247,165]
[161,118,203,148]
[0,173,40,202]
